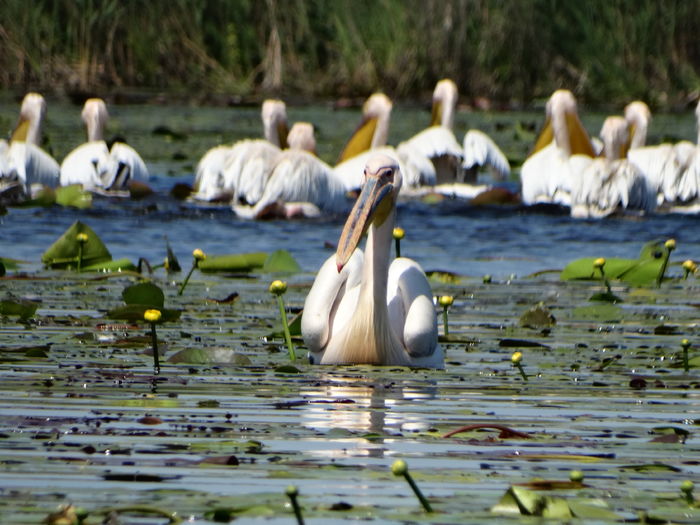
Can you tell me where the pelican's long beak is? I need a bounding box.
[335,167,395,272]
[531,116,553,154]
[10,116,30,142]
[336,116,378,164]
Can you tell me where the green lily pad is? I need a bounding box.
[197,252,268,273]
[520,302,556,328]
[0,257,23,270]
[55,184,92,209]
[269,311,302,338]
[568,499,621,519]
[82,258,137,273]
[0,297,39,320]
[41,221,112,269]
[262,249,301,274]
[122,282,165,308]
[168,348,252,365]
[106,305,181,323]
[572,303,622,322]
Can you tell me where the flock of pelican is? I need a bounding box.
[0,93,149,202]
[521,89,700,217]
[2,85,699,368]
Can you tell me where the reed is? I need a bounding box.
[2,0,699,107]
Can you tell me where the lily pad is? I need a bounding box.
[198,252,268,273]
[41,221,112,269]
[107,305,181,323]
[262,249,301,274]
[520,302,556,328]
[55,184,92,209]
[122,282,165,308]
[82,258,137,273]
[0,297,39,320]
[168,348,252,365]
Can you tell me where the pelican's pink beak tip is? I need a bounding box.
[336,262,344,273]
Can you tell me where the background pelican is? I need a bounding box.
[192,99,289,203]
[233,122,348,219]
[570,116,653,218]
[625,100,700,211]
[302,153,443,368]
[400,79,510,185]
[1,93,60,200]
[60,98,149,193]
[520,89,596,206]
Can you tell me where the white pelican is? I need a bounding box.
[520,89,597,206]
[625,100,700,211]
[192,99,288,204]
[302,153,443,368]
[1,93,60,199]
[400,79,510,186]
[233,122,348,219]
[333,93,437,192]
[60,98,148,193]
[570,116,653,218]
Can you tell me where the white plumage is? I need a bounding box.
[1,93,60,199]
[302,153,443,368]
[60,98,148,193]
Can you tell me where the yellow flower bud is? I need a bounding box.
[144,309,162,323]
[681,480,694,494]
[438,295,454,307]
[681,338,691,349]
[569,470,584,482]
[285,485,299,497]
[593,257,605,268]
[392,227,405,240]
[682,259,697,272]
[76,233,88,242]
[665,238,676,250]
[192,248,206,261]
[269,279,287,295]
[511,351,523,364]
[391,459,408,476]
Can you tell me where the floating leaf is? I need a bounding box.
[269,311,302,338]
[107,305,180,323]
[427,270,462,284]
[542,497,572,519]
[520,303,556,329]
[41,221,112,269]
[164,238,181,272]
[82,258,137,273]
[262,249,301,274]
[122,282,165,308]
[0,257,23,271]
[198,252,268,273]
[0,297,39,320]
[572,303,622,322]
[168,348,251,365]
[55,184,92,209]
[568,499,621,520]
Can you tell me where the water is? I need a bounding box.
[0,100,699,524]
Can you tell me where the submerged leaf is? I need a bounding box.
[198,252,268,273]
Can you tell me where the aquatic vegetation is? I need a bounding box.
[438,294,454,337]
[391,459,433,513]
[270,279,296,361]
[392,226,404,258]
[511,351,528,381]
[144,308,162,374]
[285,485,304,525]
[178,248,206,295]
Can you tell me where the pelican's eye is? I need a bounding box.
[378,166,395,183]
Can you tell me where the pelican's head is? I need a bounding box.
[533,89,594,157]
[599,116,630,160]
[287,122,317,154]
[336,93,393,163]
[12,92,47,144]
[336,154,402,271]
[81,98,109,142]
[261,99,289,149]
[431,79,458,128]
[623,101,650,149]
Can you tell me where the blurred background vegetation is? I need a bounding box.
[1,0,699,108]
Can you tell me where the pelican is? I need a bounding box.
[520,89,597,206]
[193,99,288,205]
[60,98,148,193]
[1,93,60,200]
[302,153,444,368]
[233,122,348,219]
[400,79,510,186]
[333,93,437,192]
[570,116,653,218]
[625,100,700,211]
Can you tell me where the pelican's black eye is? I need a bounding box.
[379,167,394,181]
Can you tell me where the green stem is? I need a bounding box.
[442,307,449,337]
[597,267,611,294]
[656,252,671,288]
[288,493,304,525]
[683,346,689,373]
[177,261,197,295]
[97,505,180,523]
[77,242,84,272]
[403,471,433,513]
[277,295,296,361]
[151,322,160,375]
[515,363,528,381]
[395,237,401,258]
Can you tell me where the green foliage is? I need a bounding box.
[197,252,268,273]
[122,282,165,308]
[41,221,112,270]
[2,0,699,104]
[262,250,301,274]
[0,297,39,320]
